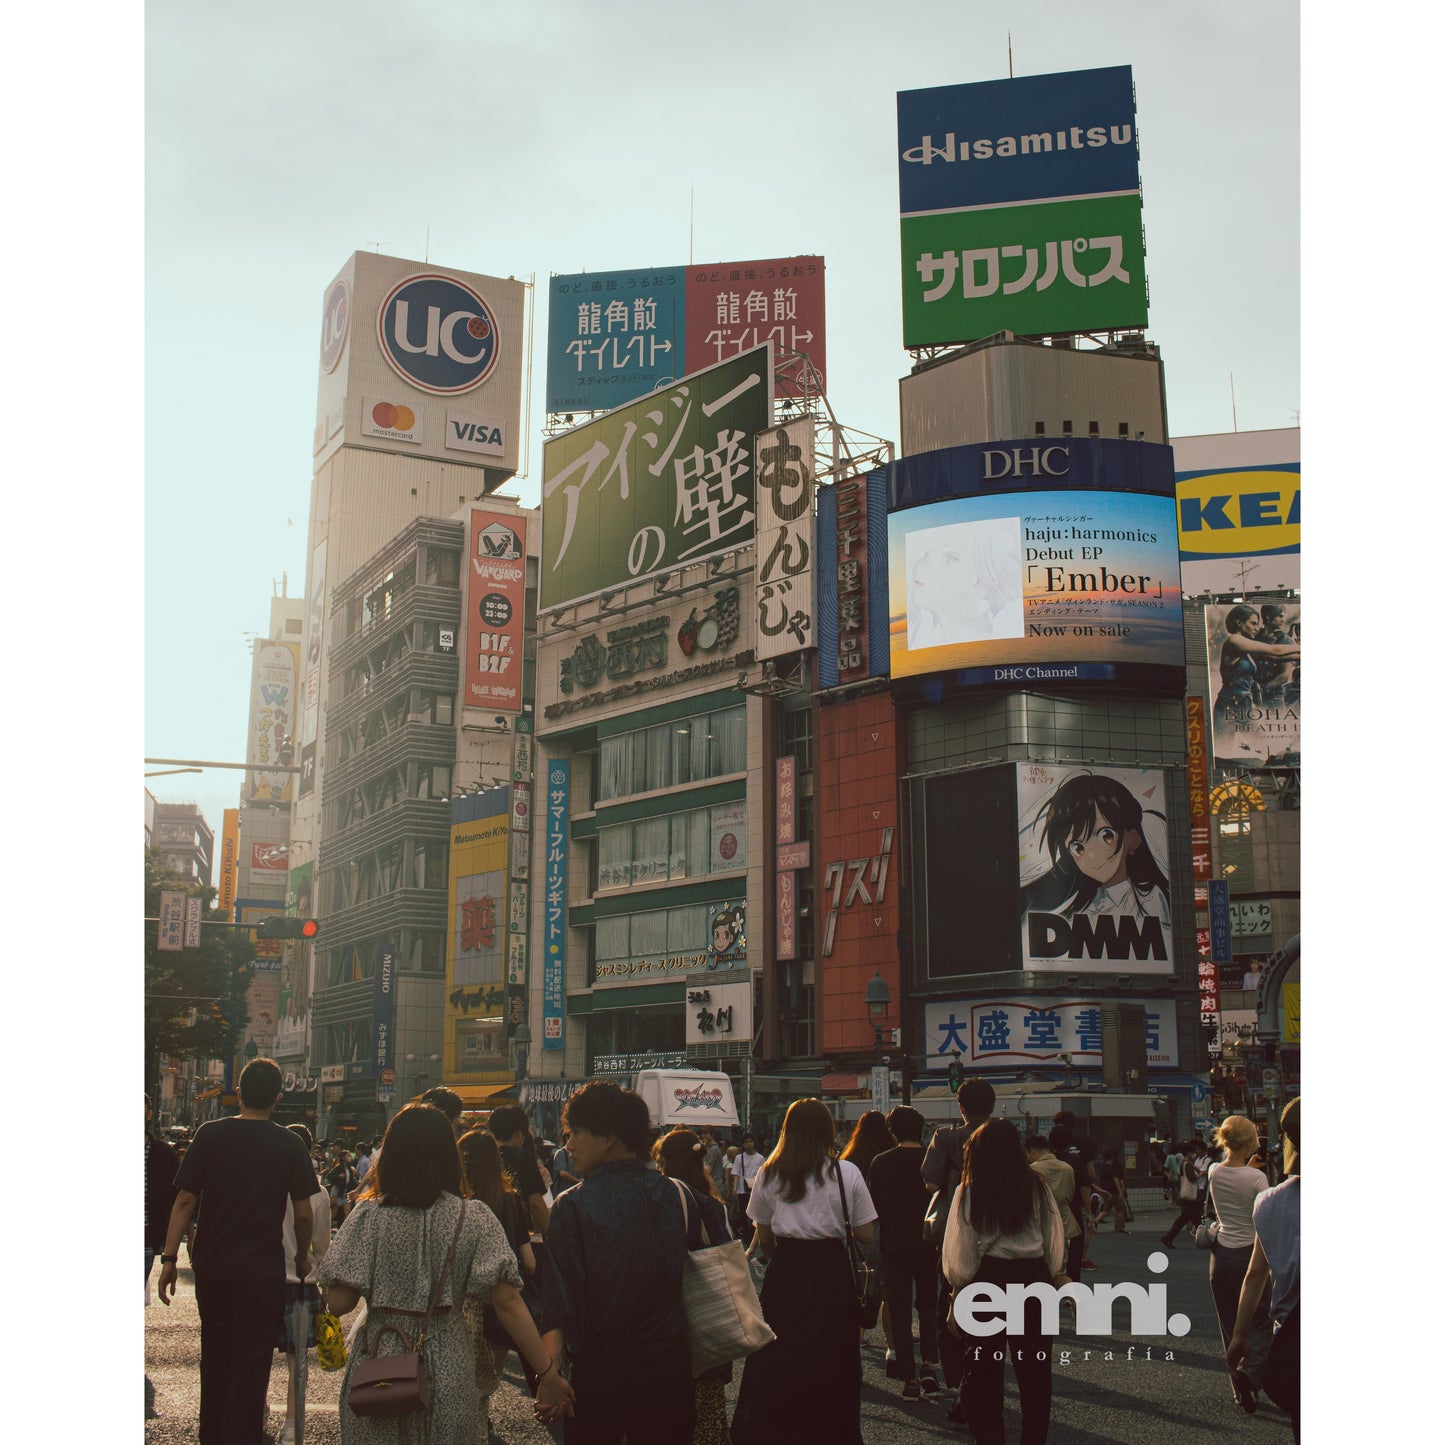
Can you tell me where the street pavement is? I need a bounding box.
[145,1208,1294,1443]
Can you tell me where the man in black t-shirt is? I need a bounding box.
[490,1104,551,1239]
[869,1105,942,1397]
[158,1058,316,1445]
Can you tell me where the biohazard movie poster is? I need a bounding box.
[1018,763,1174,974]
[1204,602,1300,767]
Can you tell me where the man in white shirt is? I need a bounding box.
[731,1134,765,1247]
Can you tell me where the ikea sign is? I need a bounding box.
[1175,465,1299,561]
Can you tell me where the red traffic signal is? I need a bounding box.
[256,916,320,941]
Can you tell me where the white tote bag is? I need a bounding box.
[669,1178,776,1376]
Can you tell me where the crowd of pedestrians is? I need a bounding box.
[148,1063,1302,1444]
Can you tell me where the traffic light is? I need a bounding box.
[947,1056,963,1091]
[256,916,319,941]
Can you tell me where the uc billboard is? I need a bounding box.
[897,67,1147,345]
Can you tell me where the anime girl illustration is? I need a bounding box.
[1019,770,1171,931]
[905,516,1024,649]
[707,904,746,966]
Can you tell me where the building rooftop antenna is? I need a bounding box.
[1008,31,1013,78]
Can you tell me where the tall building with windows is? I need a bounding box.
[151,802,215,887]
[289,252,529,1130]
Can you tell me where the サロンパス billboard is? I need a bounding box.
[897,67,1145,345]
[1018,764,1174,974]
[540,346,773,611]
[1205,601,1300,766]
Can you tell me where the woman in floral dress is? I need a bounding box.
[320,1104,574,1443]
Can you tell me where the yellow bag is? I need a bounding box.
[315,1312,348,1372]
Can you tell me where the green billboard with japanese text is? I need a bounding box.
[901,192,1147,345]
[540,345,774,611]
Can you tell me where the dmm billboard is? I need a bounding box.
[540,345,773,611]
[546,257,824,413]
[897,67,1145,345]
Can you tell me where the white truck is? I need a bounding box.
[633,1069,741,1132]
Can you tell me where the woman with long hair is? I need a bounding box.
[654,1128,735,1445]
[1205,1115,1274,1413]
[841,1111,895,1354]
[942,1120,1066,1445]
[318,1103,574,1442]
[729,1099,878,1445]
[458,1127,541,1436]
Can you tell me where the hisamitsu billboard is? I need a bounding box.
[897,66,1146,346]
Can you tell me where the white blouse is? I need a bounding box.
[942,1179,1065,1288]
[747,1158,878,1240]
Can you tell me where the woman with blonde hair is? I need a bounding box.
[729,1099,877,1444]
[1205,1114,1274,1413]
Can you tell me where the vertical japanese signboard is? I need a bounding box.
[372,942,397,1078]
[1185,697,1212,908]
[835,473,871,678]
[1208,879,1232,963]
[158,891,185,951]
[897,67,1146,345]
[246,641,300,804]
[540,346,773,611]
[754,421,817,659]
[542,761,569,1051]
[466,509,527,713]
[184,897,202,949]
[775,756,807,963]
[299,539,327,798]
[218,809,239,920]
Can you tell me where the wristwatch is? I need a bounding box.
[161,1253,179,1263]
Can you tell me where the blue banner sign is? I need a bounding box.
[1208,880,1232,962]
[898,66,1139,215]
[546,267,686,413]
[542,761,569,1051]
[372,941,397,1076]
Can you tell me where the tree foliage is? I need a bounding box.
[145,851,253,1070]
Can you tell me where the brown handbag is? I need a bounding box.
[347,1201,466,1418]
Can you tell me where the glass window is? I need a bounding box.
[434,694,454,726]
[633,817,670,885]
[597,916,629,962]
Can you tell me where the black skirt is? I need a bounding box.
[730,1238,862,1445]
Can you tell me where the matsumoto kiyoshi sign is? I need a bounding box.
[897,67,1145,346]
[377,272,502,395]
[540,346,773,611]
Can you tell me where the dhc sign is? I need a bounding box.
[378,273,501,395]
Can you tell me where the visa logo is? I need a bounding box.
[451,420,503,447]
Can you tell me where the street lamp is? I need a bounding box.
[865,971,891,1060]
[513,1022,532,1084]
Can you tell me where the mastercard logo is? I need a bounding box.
[371,402,416,431]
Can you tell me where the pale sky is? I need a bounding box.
[143,0,1301,839]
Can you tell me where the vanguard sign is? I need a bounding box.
[897,67,1146,346]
